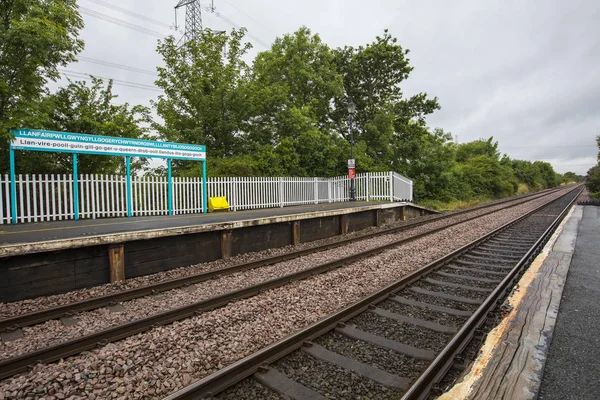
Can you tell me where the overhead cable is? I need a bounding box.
[222,0,278,36]
[78,6,170,38]
[77,56,159,76]
[59,69,163,92]
[83,0,172,28]
[208,9,270,48]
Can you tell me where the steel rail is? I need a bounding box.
[0,189,568,380]
[0,188,559,333]
[401,186,583,399]
[163,185,582,399]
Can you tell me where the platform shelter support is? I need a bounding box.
[73,154,79,220]
[126,156,132,217]
[9,149,17,224]
[168,158,173,215]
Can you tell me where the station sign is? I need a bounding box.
[348,167,356,179]
[10,129,206,161]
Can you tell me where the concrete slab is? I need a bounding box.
[1,328,24,343]
[107,304,125,313]
[59,316,80,327]
[552,206,582,253]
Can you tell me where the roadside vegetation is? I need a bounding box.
[0,2,586,208]
[584,136,600,200]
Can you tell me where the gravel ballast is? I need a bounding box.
[0,189,571,399]
[0,190,552,320]
[0,192,558,360]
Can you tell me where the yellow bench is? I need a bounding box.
[208,196,230,212]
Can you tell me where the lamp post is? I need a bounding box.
[347,100,356,201]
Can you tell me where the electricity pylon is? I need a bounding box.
[175,0,203,44]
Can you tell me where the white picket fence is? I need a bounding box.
[0,171,412,224]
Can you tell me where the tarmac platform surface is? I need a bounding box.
[538,205,600,399]
[0,201,394,246]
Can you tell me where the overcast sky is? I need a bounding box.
[55,0,600,175]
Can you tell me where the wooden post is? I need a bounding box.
[108,244,125,283]
[376,209,383,227]
[292,221,301,246]
[340,214,350,235]
[221,230,233,259]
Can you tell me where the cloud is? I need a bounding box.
[51,0,599,174]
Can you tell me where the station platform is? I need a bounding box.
[440,204,600,400]
[0,201,425,249]
[0,201,433,303]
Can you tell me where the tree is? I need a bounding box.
[0,78,151,174]
[586,166,600,197]
[533,161,559,188]
[0,0,83,140]
[561,171,583,184]
[245,27,343,146]
[46,77,151,174]
[451,138,518,198]
[395,127,463,201]
[153,28,252,165]
[332,30,439,166]
[586,136,600,198]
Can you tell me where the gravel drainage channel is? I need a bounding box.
[163,186,582,400]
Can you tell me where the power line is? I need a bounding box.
[78,6,170,38]
[222,0,278,36]
[77,56,159,76]
[503,145,591,149]
[208,8,269,48]
[59,69,163,92]
[83,0,171,28]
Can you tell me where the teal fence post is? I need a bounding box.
[73,154,79,220]
[167,159,173,215]
[202,160,207,214]
[126,156,132,217]
[9,148,17,224]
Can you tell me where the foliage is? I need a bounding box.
[586,136,600,198]
[0,18,566,207]
[586,166,600,198]
[0,78,151,174]
[560,171,583,184]
[0,0,83,140]
[151,28,563,205]
[153,28,252,161]
[332,30,439,168]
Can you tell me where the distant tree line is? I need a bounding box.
[0,2,582,207]
[585,136,600,199]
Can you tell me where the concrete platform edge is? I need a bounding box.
[438,205,583,400]
[0,202,430,257]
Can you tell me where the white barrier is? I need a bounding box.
[0,171,413,224]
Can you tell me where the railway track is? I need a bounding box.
[0,188,558,332]
[0,187,567,381]
[163,185,582,400]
